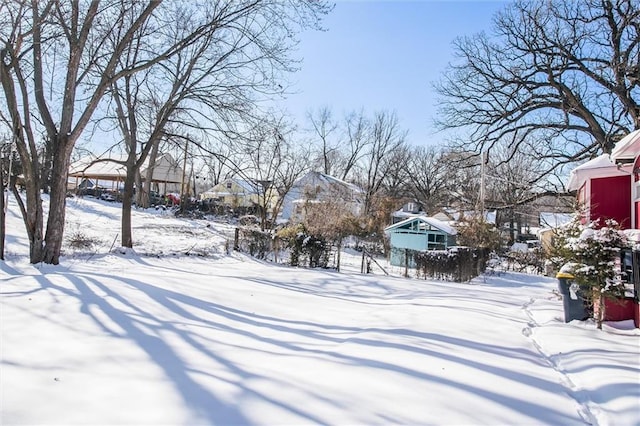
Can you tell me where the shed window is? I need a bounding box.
[426,233,447,250]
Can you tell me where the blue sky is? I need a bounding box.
[279,0,508,146]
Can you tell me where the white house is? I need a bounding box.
[200,178,262,209]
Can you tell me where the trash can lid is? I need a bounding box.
[556,272,575,279]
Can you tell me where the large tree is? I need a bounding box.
[307,106,340,176]
[404,146,452,215]
[239,116,310,230]
[108,0,328,248]
[355,110,407,215]
[1,1,162,263]
[1,0,329,263]
[436,0,639,180]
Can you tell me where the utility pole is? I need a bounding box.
[479,150,486,220]
[179,137,189,211]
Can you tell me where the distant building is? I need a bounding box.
[384,216,457,267]
[199,178,278,216]
[68,153,183,194]
[391,201,426,224]
[280,171,364,222]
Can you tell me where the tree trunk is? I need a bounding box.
[42,144,71,265]
[0,166,5,260]
[121,156,137,248]
[41,137,53,194]
[134,171,144,208]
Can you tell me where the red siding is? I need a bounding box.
[590,175,631,228]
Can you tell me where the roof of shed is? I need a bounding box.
[384,216,457,235]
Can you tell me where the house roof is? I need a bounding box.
[384,216,457,235]
[539,212,574,229]
[393,209,426,220]
[202,178,259,196]
[69,153,183,183]
[567,154,632,191]
[295,171,364,195]
[610,129,640,164]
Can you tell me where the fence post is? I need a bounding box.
[274,236,278,263]
[404,249,409,278]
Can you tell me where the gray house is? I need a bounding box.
[280,171,364,222]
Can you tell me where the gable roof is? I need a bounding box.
[567,154,632,191]
[610,129,640,164]
[294,171,363,195]
[203,178,258,195]
[539,212,574,229]
[384,216,457,235]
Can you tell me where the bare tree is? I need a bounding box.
[1,1,162,263]
[335,109,369,181]
[355,110,407,215]
[307,106,340,175]
[199,137,238,187]
[112,0,329,247]
[381,142,411,198]
[484,148,548,243]
[1,0,330,262]
[438,150,483,215]
[436,0,639,182]
[240,116,310,230]
[404,146,452,214]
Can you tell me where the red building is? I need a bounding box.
[568,130,640,327]
[567,152,634,228]
[610,129,640,230]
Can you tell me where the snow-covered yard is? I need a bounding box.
[1,195,639,425]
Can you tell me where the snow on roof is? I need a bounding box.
[69,153,183,183]
[393,209,425,219]
[296,171,363,194]
[539,212,574,229]
[567,154,632,191]
[384,215,457,235]
[610,129,640,163]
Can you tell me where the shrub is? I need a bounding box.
[276,224,330,268]
[553,217,630,328]
[66,230,102,249]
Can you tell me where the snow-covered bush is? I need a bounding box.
[552,217,630,328]
[276,224,330,268]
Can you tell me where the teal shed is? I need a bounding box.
[384,216,457,267]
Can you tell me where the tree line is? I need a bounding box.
[1,0,638,264]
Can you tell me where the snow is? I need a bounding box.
[567,154,632,191]
[610,129,640,163]
[2,194,639,425]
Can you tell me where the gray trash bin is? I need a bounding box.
[557,272,590,322]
